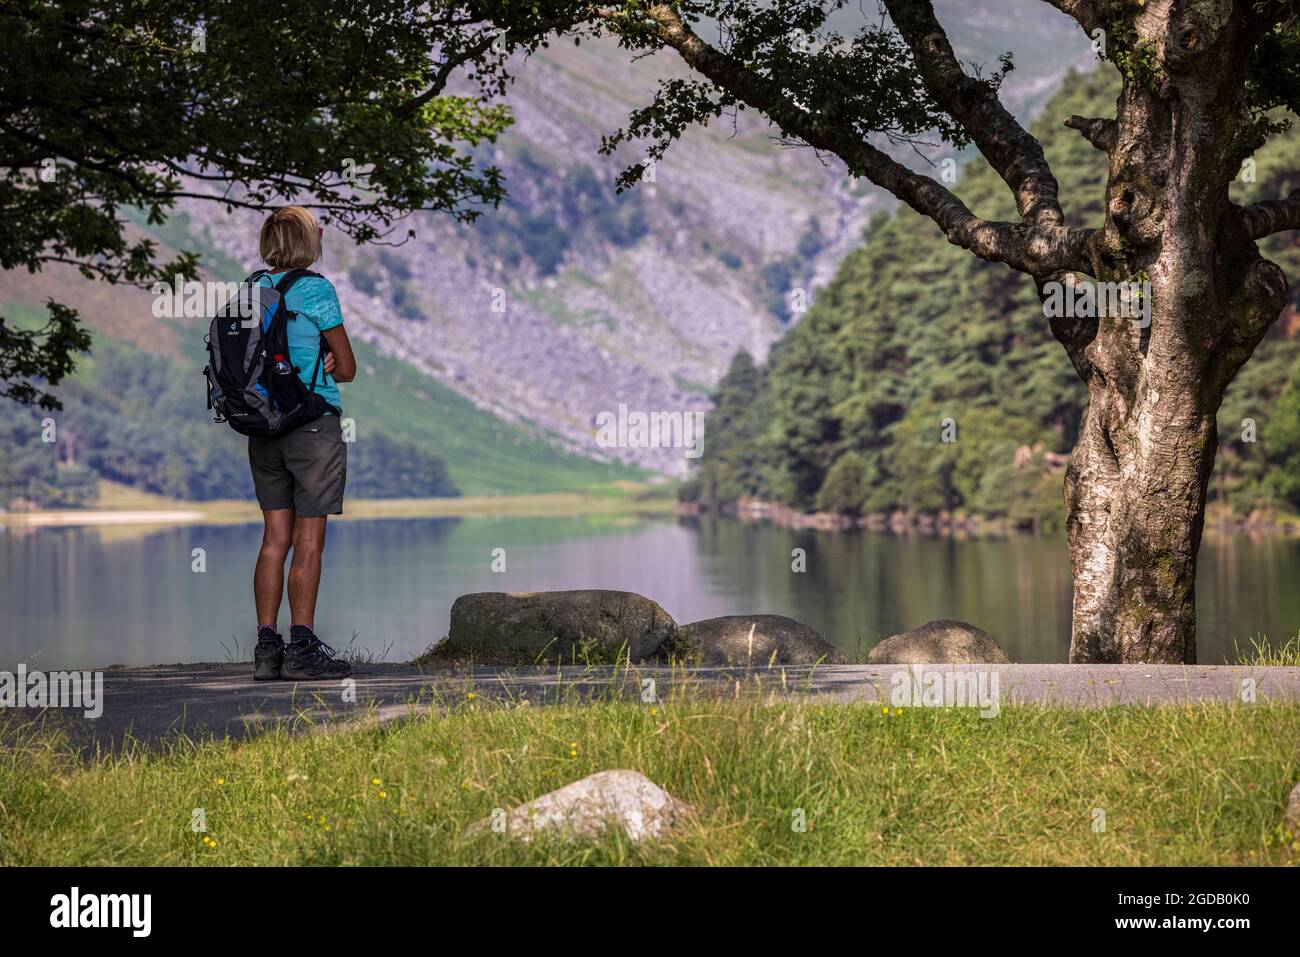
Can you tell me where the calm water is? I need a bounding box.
[3,515,1299,668]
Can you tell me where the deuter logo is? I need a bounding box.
[49,887,151,937]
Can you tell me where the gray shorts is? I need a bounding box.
[247,415,347,517]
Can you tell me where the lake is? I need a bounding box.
[3,514,1298,668]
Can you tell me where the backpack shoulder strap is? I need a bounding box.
[245,268,269,284]
[273,268,322,299]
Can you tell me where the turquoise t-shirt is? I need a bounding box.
[255,272,344,413]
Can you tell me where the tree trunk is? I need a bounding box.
[1064,369,1217,664]
[1059,3,1289,663]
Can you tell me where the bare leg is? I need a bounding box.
[287,515,328,629]
[254,508,294,628]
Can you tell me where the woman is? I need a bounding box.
[247,206,358,682]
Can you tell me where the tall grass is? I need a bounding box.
[1234,634,1300,667]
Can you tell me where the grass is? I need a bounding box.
[0,479,677,528]
[3,697,1298,866]
[1234,634,1300,667]
[341,338,643,496]
[92,480,194,511]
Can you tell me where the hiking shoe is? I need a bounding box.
[282,626,353,680]
[254,627,284,681]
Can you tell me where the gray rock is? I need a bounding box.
[677,614,847,666]
[1288,782,1300,834]
[469,770,691,843]
[447,590,677,662]
[867,619,1012,665]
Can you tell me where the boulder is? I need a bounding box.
[677,614,847,666]
[447,590,677,662]
[469,769,691,843]
[867,619,1011,665]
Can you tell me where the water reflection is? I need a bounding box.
[2,515,1296,667]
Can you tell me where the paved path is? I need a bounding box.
[13,662,1300,755]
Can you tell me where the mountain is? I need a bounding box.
[161,2,1094,475]
[1,1,1098,504]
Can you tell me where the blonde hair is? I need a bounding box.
[259,206,322,270]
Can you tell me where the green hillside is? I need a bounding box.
[342,337,633,496]
[685,65,1300,526]
[0,302,636,507]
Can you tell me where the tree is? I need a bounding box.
[1265,362,1300,509]
[693,349,765,503]
[814,450,870,514]
[456,0,1300,663]
[1,0,511,408]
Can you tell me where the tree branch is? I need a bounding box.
[1037,0,1102,33]
[1036,271,1097,381]
[394,31,503,120]
[1238,189,1300,239]
[882,0,1065,228]
[625,4,1091,276]
[1064,114,1117,152]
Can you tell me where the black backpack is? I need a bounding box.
[203,268,338,438]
